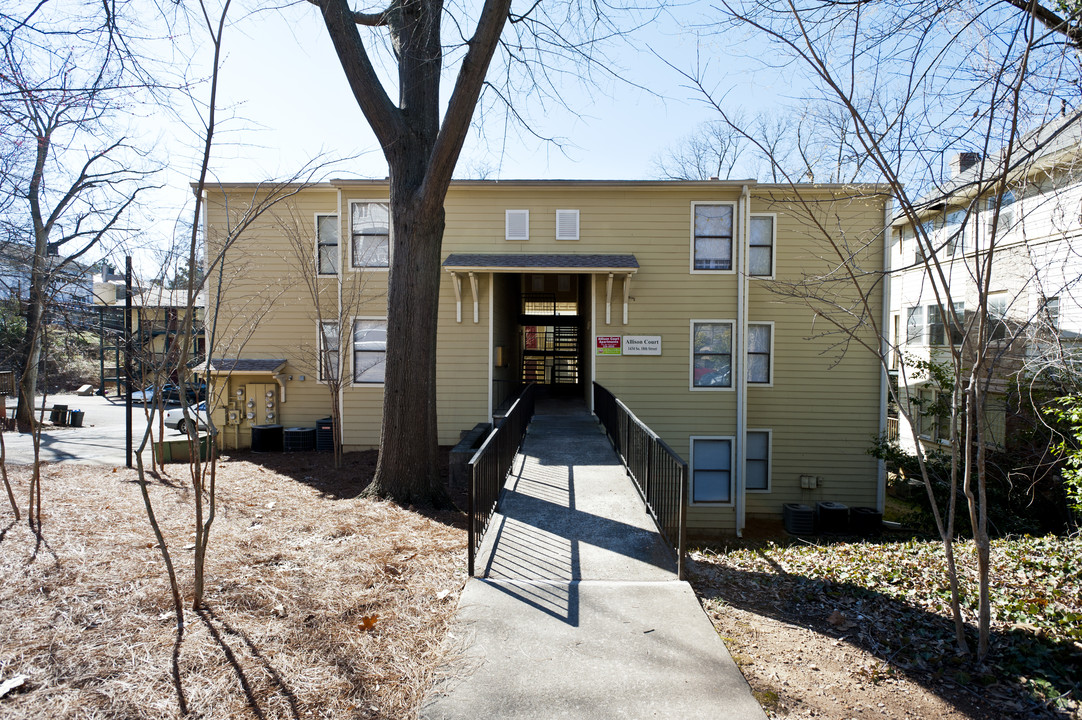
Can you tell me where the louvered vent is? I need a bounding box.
[555,209,579,240]
[506,209,529,240]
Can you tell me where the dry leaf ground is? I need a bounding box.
[0,450,466,719]
[692,536,1082,720]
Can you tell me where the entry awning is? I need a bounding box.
[442,253,639,273]
[442,254,638,326]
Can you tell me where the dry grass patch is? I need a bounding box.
[0,451,467,719]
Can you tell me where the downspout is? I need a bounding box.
[736,185,750,537]
[877,197,892,512]
[488,272,494,421]
[337,189,344,449]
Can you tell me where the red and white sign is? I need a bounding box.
[596,336,621,355]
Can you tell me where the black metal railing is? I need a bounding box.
[593,382,688,579]
[467,383,536,576]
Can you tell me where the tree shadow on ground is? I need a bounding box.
[691,555,1079,719]
[232,447,467,529]
[194,606,302,720]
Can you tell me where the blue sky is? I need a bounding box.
[187,3,781,183]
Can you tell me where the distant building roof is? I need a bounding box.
[443,253,639,272]
[131,286,205,308]
[195,358,287,374]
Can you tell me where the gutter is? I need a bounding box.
[877,198,892,513]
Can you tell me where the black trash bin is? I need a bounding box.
[68,409,85,428]
[50,404,68,425]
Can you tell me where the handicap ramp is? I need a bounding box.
[422,412,766,719]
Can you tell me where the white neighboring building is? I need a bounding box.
[889,113,1082,453]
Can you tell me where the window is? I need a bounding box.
[945,209,965,254]
[986,191,1015,236]
[555,209,579,240]
[318,322,339,381]
[692,203,734,271]
[890,314,900,370]
[1043,296,1060,330]
[506,210,529,240]
[746,430,771,491]
[351,201,390,269]
[353,319,387,383]
[987,292,1009,341]
[317,214,339,275]
[906,306,924,344]
[749,214,775,277]
[927,305,946,346]
[691,437,732,504]
[692,321,733,389]
[747,323,772,384]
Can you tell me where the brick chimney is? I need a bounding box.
[949,152,981,178]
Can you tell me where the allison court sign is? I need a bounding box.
[596,335,662,356]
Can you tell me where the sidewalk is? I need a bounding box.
[422,411,766,719]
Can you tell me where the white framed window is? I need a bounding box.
[555,209,579,240]
[987,292,1009,341]
[318,321,339,382]
[1043,296,1060,330]
[747,322,773,385]
[926,302,965,346]
[316,214,339,275]
[506,209,529,240]
[691,436,733,505]
[350,201,390,269]
[691,320,733,390]
[746,429,771,492]
[906,306,924,344]
[691,202,736,273]
[986,191,1016,237]
[353,318,387,383]
[749,214,775,277]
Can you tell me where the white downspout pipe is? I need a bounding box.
[736,185,750,537]
[337,189,345,450]
[877,198,892,512]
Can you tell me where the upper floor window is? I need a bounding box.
[1042,296,1060,330]
[692,203,735,272]
[506,209,529,240]
[555,209,579,240]
[351,202,390,269]
[749,214,775,277]
[692,321,733,388]
[316,214,339,275]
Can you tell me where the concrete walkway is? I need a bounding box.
[423,409,766,719]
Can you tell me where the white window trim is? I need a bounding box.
[555,208,580,240]
[690,318,735,392]
[690,201,738,275]
[745,428,772,494]
[317,321,340,384]
[315,212,339,276]
[748,212,777,279]
[506,209,530,241]
[351,315,387,387]
[747,320,774,387]
[690,435,735,507]
[348,199,391,272]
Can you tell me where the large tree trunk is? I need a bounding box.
[366,184,448,505]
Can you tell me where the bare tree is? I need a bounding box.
[308,0,647,504]
[273,203,384,468]
[0,39,154,435]
[689,0,1082,661]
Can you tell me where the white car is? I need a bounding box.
[162,402,209,435]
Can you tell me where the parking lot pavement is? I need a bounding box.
[2,393,190,466]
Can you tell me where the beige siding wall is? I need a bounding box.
[206,181,886,535]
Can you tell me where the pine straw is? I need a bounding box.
[0,451,467,719]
